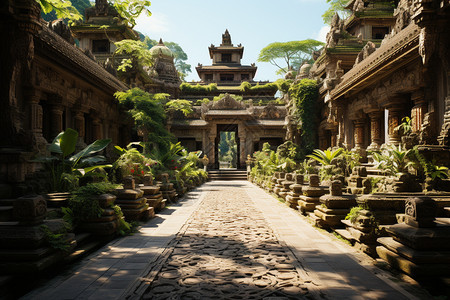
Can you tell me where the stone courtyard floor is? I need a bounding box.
[24,181,430,299]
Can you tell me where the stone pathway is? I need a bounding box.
[24,181,424,300]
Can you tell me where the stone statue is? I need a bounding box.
[353,0,364,12]
[221,29,232,46]
[326,13,344,48]
[354,41,376,65]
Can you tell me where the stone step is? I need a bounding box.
[0,206,13,222]
[208,170,248,180]
[64,233,109,264]
[335,229,356,243]
[444,207,450,218]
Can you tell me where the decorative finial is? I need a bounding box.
[221,29,232,46]
[158,38,164,46]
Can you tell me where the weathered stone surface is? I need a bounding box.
[115,189,144,200]
[13,195,47,225]
[378,237,450,264]
[376,246,450,278]
[319,195,356,209]
[143,186,309,299]
[386,223,450,250]
[97,194,116,208]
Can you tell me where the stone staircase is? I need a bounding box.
[208,169,248,181]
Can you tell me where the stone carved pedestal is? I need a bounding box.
[78,194,120,236]
[139,174,165,213]
[115,176,152,221]
[314,180,356,229]
[158,173,177,203]
[348,166,371,194]
[285,174,304,209]
[279,173,294,200]
[298,174,328,215]
[0,195,76,274]
[377,197,450,278]
[273,172,286,196]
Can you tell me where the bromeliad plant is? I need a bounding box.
[36,128,112,192]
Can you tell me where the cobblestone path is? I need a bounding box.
[141,183,310,299]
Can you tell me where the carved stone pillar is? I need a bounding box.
[353,119,365,149]
[73,112,85,138]
[26,90,48,154]
[51,105,64,138]
[239,136,246,169]
[368,112,383,150]
[208,136,215,167]
[330,128,338,148]
[92,118,102,140]
[411,90,427,133]
[387,107,402,145]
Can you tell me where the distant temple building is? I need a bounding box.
[171,31,286,169]
[71,0,180,97]
[196,29,257,85]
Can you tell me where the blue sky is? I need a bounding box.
[135,0,330,82]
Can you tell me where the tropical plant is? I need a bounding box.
[35,128,111,192]
[67,182,119,225]
[370,144,415,175]
[394,116,412,136]
[115,88,174,153]
[345,206,364,224]
[35,0,83,24]
[113,0,151,28]
[113,143,155,181]
[165,99,193,117]
[289,79,318,153]
[113,39,154,72]
[322,0,351,25]
[306,148,343,165]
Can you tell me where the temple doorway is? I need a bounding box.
[218,131,237,169]
[215,124,240,169]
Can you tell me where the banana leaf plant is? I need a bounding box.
[35,128,112,192]
[306,148,344,165]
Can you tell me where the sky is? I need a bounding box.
[135,0,330,82]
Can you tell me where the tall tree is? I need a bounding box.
[322,0,350,25]
[258,40,324,75]
[143,36,192,80]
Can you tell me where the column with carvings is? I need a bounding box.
[92,118,102,140]
[27,89,47,153]
[50,105,64,139]
[367,111,383,150]
[411,90,427,133]
[208,136,216,169]
[353,119,365,149]
[387,107,402,145]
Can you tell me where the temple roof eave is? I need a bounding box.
[330,23,421,101]
[35,25,127,93]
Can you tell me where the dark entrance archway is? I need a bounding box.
[214,124,240,169]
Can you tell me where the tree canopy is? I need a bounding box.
[257,40,324,75]
[322,0,350,25]
[36,0,151,28]
[37,0,84,23]
[143,36,192,80]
